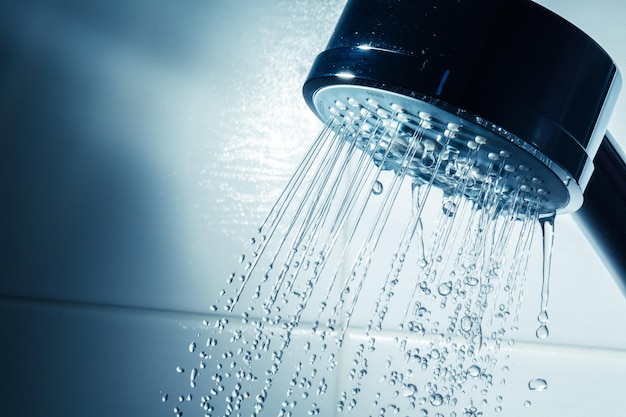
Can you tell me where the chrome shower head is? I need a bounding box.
[308,84,574,216]
[303,0,621,216]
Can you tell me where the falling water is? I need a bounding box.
[535,214,555,340]
[166,102,556,416]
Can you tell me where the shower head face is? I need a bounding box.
[312,84,575,215]
[303,0,620,216]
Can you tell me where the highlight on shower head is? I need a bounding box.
[303,0,621,217]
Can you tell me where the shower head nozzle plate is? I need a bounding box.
[312,85,581,215]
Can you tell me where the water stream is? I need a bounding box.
[535,214,555,340]
[166,110,555,417]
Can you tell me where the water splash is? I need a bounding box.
[168,106,555,416]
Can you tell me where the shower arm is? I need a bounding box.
[573,132,626,295]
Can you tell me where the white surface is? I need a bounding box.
[1,0,625,416]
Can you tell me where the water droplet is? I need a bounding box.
[437,281,452,296]
[372,180,384,195]
[429,393,444,406]
[465,276,479,286]
[422,151,436,167]
[467,365,481,377]
[403,383,418,397]
[535,324,549,339]
[524,400,532,407]
[161,393,168,402]
[188,342,197,353]
[460,316,473,332]
[528,378,548,391]
[407,321,425,335]
[445,161,458,176]
[175,366,185,373]
[442,200,457,217]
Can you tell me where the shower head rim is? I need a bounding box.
[311,84,583,215]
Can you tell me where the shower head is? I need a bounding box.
[303,0,621,217]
